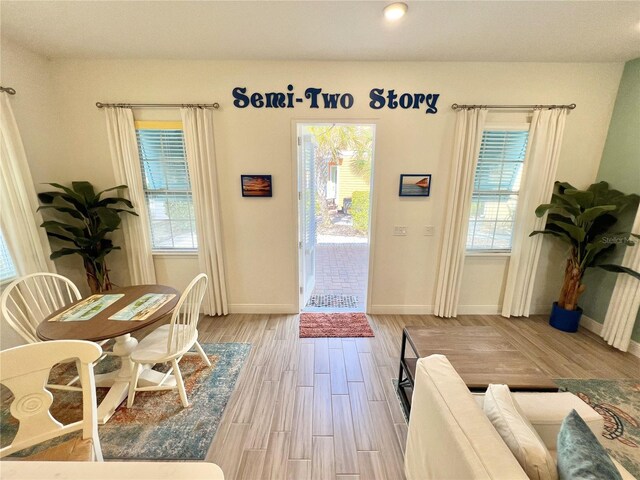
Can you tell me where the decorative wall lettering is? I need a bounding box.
[369,89,439,114]
[232,85,440,114]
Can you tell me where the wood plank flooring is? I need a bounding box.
[197,313,640,480]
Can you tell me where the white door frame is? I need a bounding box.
[291,119,379,313]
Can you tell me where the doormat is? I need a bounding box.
[2,343,251,460]
[299,312,374,338]
[306,294,359,309]
[555,379,640,478]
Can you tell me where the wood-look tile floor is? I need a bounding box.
[195,313,640,480]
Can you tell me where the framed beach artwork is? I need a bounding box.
[241,175,273,197]
[399,174,431,197]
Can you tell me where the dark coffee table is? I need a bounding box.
[397,325,558,417]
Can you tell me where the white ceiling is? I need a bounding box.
[2,1,639,62]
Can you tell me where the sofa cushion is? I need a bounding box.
[405,355,528,480]
[557,410,622,480]
[511,392,603,450]
[484,384,557,480]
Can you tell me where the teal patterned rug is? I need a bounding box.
[556,379,640,477]
[2,342,250,460]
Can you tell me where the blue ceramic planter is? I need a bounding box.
[549,302,583,333]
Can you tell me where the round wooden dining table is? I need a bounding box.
[37,285,179,424]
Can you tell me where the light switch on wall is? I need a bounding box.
[424,225,435,236]
[393,226,407,236]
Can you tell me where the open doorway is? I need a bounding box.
[297,123,375,312]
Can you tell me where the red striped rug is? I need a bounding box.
[299,312,374,338]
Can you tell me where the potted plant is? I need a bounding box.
[38,181,137,293]
[531,181,639,332]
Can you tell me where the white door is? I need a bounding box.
[298,128,316,307]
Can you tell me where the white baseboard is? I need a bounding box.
[580,315,603,335]
[456,305,501,315]
[581,315,640,359]
[228,303,298,314]
[368,305,434,315]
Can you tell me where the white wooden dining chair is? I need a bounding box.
[0,340,103,461]
[0,272,111,391]
[127,273,211,408]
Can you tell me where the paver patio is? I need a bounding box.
[305,241,369,311]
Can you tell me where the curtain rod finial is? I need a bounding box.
[96,102,104,108]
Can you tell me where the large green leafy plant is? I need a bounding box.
[38,181,137,293]
[531,181,639,311]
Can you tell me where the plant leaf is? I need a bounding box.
[96,197,134,209]
[577,205,617,224]
[547,218,586,243]
[38,189,88,214]
[97,185,128,196]
[596,264,640,280]
[50,247,83,260]
[46,231,78,244]
[40,220,86,237]
[46,183,85,203]
[95,207,122,229]
[37,205,84,220]
[529,230,571,241]
[564,189,595,209]
[550,193,580,214]
[556,181,577,194]
[110,208,138,217]
[71,181,96,203]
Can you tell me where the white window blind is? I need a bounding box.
[466,129,529,252]
[0,229,18,284]
[136,125,197,250]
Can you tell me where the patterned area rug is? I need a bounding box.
[299,312,374,338]
[306,294,359,309]
[555,379,640,477]
[1,343,250,460]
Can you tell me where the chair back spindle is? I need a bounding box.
[166,274,208,357]
[1,273,82,344]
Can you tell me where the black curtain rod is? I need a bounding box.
[1,86,17,95]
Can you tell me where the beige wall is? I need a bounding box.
[1,39,624,325]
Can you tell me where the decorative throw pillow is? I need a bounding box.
[557,409,622,480]
[484,384,558,480]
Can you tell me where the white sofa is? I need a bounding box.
[405,354,635,480]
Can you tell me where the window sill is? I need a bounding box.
[465,251,512,258]
[152,250,198,258]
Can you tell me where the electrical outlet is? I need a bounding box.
[424,225,435,236]
[393,226,407,236]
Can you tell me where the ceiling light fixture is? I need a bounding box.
[384,2,408,21]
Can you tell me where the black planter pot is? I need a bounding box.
[549,302,583,333]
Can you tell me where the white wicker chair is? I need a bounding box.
[127,273,211,408]
[0,340,103,461]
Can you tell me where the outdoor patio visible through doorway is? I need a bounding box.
[298,123,374,312]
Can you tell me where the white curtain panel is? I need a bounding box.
[434,108,487,318]
[501,108,568,317]
[601,207,640,351]
[105,107,157,285]
[180,107,228,316]
[0,92,55,274]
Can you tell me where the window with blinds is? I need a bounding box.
[0,229,17,284]
[136,122,197,250]
[466,128,529,252]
